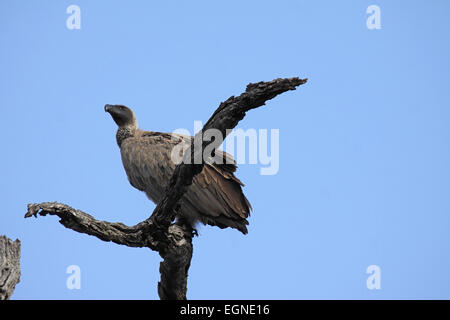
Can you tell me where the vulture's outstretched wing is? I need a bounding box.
[119,131,251,234]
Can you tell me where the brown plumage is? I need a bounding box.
[105,104,252,234]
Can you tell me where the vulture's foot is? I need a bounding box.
[174,217,198,237]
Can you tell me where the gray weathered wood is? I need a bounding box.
[0,235,21,300]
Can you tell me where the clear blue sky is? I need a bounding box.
[1,0,450,299]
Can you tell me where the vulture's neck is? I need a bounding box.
[116,125,137,147]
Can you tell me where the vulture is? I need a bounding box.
[105,104,252,234]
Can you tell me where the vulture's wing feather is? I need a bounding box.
[120,131,251,233]
[120,131,177,201]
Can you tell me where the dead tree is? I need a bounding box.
[25,77,307,299]
[0,235,21,300]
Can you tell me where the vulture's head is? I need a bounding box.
[104,104,137,128]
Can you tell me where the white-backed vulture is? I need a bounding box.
[105,104,251,234]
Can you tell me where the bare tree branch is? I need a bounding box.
[25,77,307,300]
[0,235,21,300]
[25,202,158,249]
[152,77,308,227]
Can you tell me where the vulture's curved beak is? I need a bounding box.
[104,104,113,113]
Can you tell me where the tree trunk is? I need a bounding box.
[0,235,21,300]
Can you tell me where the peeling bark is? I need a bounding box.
[0,235,21,300]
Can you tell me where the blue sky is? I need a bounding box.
[1,0,449,299]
